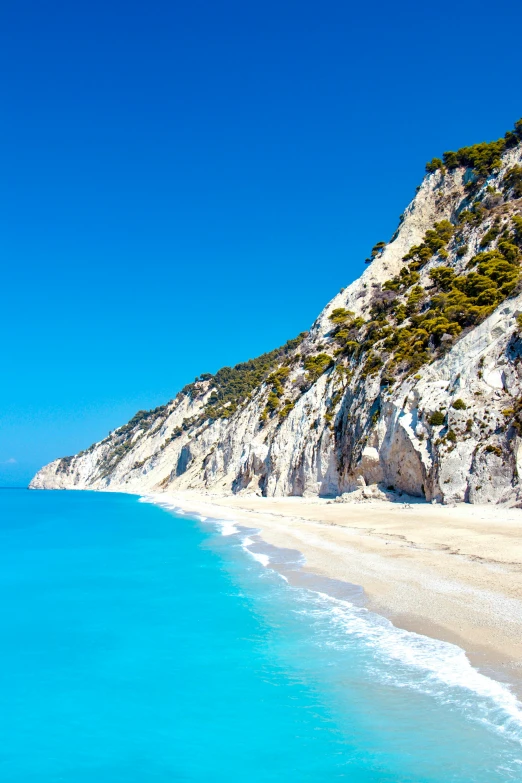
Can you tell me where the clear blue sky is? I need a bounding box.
[2,0,521,486]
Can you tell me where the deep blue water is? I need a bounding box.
[0,489,521,782]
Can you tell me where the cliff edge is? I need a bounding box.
[31,120,522,505]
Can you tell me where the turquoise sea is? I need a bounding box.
[0,489,521,781]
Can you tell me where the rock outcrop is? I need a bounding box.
[31,122,522,505]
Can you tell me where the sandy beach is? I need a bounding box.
[151,491,522,690]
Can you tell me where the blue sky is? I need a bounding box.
[2,0,522,486]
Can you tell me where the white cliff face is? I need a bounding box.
[31,140,522,505]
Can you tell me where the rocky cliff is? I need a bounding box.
[31,120,522,505]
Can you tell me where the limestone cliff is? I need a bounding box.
[31,121,522,505]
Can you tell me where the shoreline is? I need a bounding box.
[147,490,522,695]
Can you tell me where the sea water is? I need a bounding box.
[0,489,520,781]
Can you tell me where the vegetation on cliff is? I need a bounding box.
[200,334,306,421]
[329,211,522,380]
[425,118,522,177]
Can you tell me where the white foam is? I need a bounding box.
[218,520,239,536]
[142,497,218,527]
[140,496,184,515]
[301,590,522,746]
[246,549,271,567]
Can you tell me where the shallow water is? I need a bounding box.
[0,489,520,781]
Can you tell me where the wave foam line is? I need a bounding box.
[143,494,522,748]
[303,590,522,746]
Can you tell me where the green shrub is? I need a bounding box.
[502,165,522,199]
[361,352,384,378]
[397,221,455,275]
[371,241,386,258]
[329,307,354,325]
[266,392,280,412]
[393,303,407,323]
[267,367,290,396]
[458,209,474,225]
[429,411,445,426]
[480,225,500,248]
[425,157,445,174]
[497,240,520,263]
[443,140,505,177]
[405,285,425,315]
[452,399,467,410]
[383,267,420,292]
[510,397,522,434]
[303,353,334,383]
[278,400,295,420]
[512,215,522,246]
